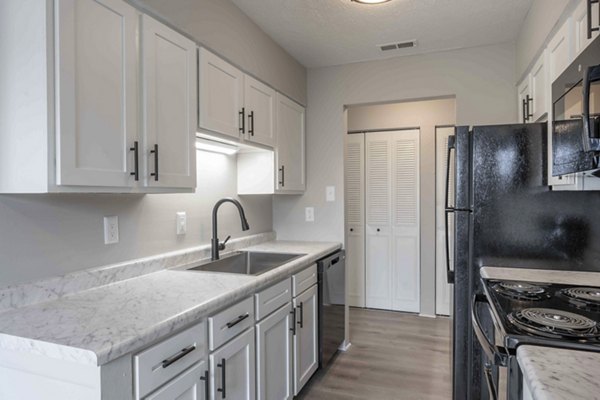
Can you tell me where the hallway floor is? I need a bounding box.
[297,308,452,400]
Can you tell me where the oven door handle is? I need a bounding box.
[471,294,508,367]
[484,363,499,400]
[582,64,600,152]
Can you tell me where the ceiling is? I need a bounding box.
[230,0,534,68]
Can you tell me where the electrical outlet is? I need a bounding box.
[326,186,335,202]
[305,207,315,222]
[176,212,187,235]
[103,216,119,245]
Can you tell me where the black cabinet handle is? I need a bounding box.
[290,308,297,335]
[150,144,159,181]
[129,141,139,181]
[587,0,600,39]
[522,99,528,123]
[349,228,354,232]
[526,95,533,121]
[161,345,196,368]
[297,302,304,329]
[279,165,285,187]
[376,228,381,232]
[199,369,209,399]
[226,313,249,329]
[239,108,245,134]
[217,358,226,399]
[248,111,254,136]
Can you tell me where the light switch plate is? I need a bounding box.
[103,216,119,245]
[305,207,315,222]
[176,212,187,235]
[326,186,335,202]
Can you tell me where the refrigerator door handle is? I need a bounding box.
[444,135,457,284]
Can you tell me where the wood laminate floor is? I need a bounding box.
[298,308,452,400]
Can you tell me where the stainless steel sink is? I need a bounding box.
[184,251,305,276]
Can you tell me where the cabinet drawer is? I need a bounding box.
[292,264,317,297]
[255,279,292,321]
[135,321,206,399]
[209,297,254,351]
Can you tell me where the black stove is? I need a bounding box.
[482,279,600,352]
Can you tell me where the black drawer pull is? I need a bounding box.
[248,111,255,136]
[150,144,159,181]
[297,302,304,329]
[226,313,249,329]
[199,369,209,399]
[217,358,226,399]
[290,308,297,336]
[161,345,196,368]
[130,141,139,181]
[239,107,245,134]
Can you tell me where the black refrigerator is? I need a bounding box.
[446,122,600,399]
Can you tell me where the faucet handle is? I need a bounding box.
[218,235,231,251]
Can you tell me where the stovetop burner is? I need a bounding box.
[559,287,600,311]
[492,281,548,301]
[508,308,600,340]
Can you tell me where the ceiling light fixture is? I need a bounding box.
[350,0,392,4]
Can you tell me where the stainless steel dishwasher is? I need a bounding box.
[317,250,346,369]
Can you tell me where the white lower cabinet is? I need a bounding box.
[210,328,256,400]
[145,361,208,400]
[256,304,294,400]
[292,284,319,395]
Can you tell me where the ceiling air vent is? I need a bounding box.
[378,40,417,52]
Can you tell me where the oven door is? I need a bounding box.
[472,294,523,400]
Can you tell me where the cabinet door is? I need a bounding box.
[530,53,548,122]
[275,94,306,193]
[256,304,293,400]
[293,284,318,396]
[244,75,276,147]
[548,19,573,83]
[210,328,255,400]
[365,132,392,310]
[517,77,532,124]
[55,0,138,187]
[344,133,365,308]
[142,15,197,189]
[573,0,599,55]
[199,48,244,139]
[145,361,208,400]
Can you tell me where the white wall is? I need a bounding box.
[0,150,272,287]
[132,0,307,105]
[515,0,571,80]
[273,42,517,316]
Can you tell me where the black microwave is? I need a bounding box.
[552,35,600,176]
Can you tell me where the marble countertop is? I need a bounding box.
[481,266,600,286]
[518,345,600,400]
[0,240,341,366]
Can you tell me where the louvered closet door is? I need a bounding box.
[344,133,365,308]
[391,129,420,313]
[365,130,420,312]
[435,127,454,316]
[365,132,393,310]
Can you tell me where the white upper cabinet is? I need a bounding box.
[198,48,245,140]
[55,0,138,188]
[530,53,548,122]
[573,0,599,55]
[517,77,532,124]
[275,93,306,193]
[0,1,197,193]
[548,19,573,83]
[244,75,276,147]
[141,15,197,189]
